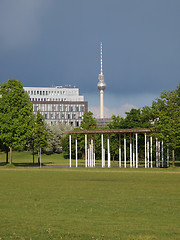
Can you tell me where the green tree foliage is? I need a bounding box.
[107,108,152,161]
[151,84,180,166]
[80,111,97,130]
[33,110,48,163]
[0,79,34,164]
[46,122,72,152]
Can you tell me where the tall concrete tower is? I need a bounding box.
[97,41,106,119]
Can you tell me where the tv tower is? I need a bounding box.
[97,41,106,119]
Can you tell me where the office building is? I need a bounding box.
[24,86,88,127]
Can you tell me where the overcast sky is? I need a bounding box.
[0,0,180,117]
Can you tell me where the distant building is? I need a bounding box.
[95,118,112,128]
[24,86,88,127]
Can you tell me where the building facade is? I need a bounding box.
[24,86,88,127]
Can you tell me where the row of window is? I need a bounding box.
[30,98,82,102]
[30,98,67,102]
[47,120,80,127]
[26,90,77,96]
[34,104,85,112]
[43,112,82,120]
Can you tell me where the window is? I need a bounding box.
[76,106,79,112]
[68,114,70,119]
[45,114,47,119]
[71,106,73,112]
[58,105,62,111]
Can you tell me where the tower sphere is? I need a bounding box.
[97,80,106,91]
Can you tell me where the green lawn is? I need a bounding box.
[0,151,128,167]
[1,151,179,168]
[0,167,180,240]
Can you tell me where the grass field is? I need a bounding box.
[1,151,179,168]
[0,166,180,240]
[0,151,125,167]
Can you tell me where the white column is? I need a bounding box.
[133,133,135,168]
[124,133,126,168]
[107,134,110,168]
[158,141,160,168]
[167,148,169,167]
[91,138,93,167]
[162,140,164,168]
[103,148,105,167]
[156,138,158,167]
[89,138,92,167]
[93,136,95,167]
[119,134,121,168]
[88,136,90,167]
[85,134,87,168]
[150,136,153,168]
[130,133,132,168]
[75,135,78,168]
[145,133,147,168]
[136,133,138,168]
[69,134,71,168]
[88,148,90,167]
[101,134,104,168]
[147,136,149,168]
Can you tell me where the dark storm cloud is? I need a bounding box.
[0,0,180,101]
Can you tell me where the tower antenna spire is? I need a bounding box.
[97,41,106,119]
[101,41,103,75]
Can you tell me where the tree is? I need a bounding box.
[33,110,48,164]
[80,111,97,130]
[46,122,72,152]
[151,84,180,166]
[0,79,34,164]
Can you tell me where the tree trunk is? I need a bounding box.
[10,146,12,165]
[33,138,34,165]
[38,150,40,165]
[172,149,175,167]
[6,148,9,164]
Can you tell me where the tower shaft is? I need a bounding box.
[100,90,104,118]
[97,41,106,119]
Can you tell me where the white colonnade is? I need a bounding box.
[69,129,169,168]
